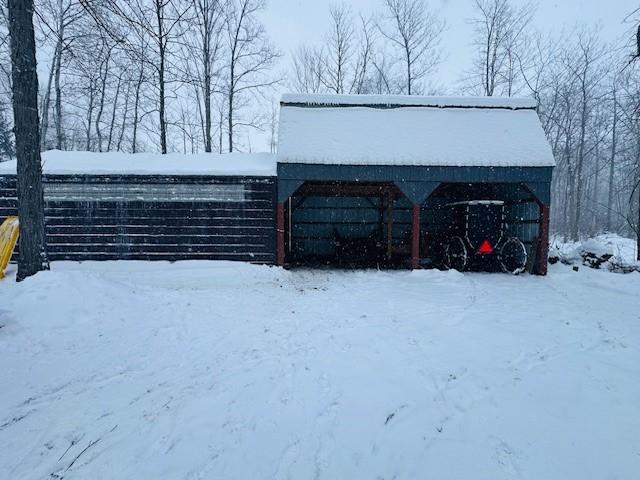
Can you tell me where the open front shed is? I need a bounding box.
[276,94,555,274]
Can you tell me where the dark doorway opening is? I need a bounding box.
[420,182,542,273]
[284,181,413,268]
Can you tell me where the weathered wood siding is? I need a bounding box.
[0,174,276,263]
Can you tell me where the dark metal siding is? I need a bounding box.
[277,163,554,204]
[0,174,276,263]
[290,195,414,258]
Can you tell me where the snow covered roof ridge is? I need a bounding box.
[280,93,538,110]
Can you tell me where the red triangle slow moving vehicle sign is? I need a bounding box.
[477,239,494,255]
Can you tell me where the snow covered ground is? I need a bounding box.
[1,259,639,479]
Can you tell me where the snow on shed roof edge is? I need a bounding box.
[0,150,277,176]
[280,93,538,110]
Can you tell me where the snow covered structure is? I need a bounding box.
[0,151,277,263]
[277,94,555,274]
[0,94,555,273]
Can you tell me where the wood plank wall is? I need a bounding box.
[0,174,276,263]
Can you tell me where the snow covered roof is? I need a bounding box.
[0,150,277,176]
[278,94,555,168]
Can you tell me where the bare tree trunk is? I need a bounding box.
[95,52,110,153]
[607,84,618,232]
[635,139,640,260]
[40,42,59,151]
[156,1,168,154]
[107,72,122,152]
[117,81,130,152]
[405,46,411,95]
[591,143,600,235]
[562,168,570,241]
[572,80,588,241]
[53,21,64,150]
[132,64,143,153]
[8,0,49,281]
[218,105,224,153]
[158,54,167,153]
[227,67,233,152]
[203,6,212,153]
[563,133,573,242]
[204,67,212,152]
[85,85,95,151]
[181,108,187,154]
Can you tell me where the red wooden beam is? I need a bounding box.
[411,203,420,270]
[276,202,285,267]
[535,204,550,275]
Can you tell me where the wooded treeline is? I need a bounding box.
[0,0,638,242]
[0,0,280,157]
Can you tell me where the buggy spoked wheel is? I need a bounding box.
[499,237,527,274]
[444,236,468,271]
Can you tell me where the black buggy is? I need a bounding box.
[436,200,528,274]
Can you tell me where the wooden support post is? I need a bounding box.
[535,204,550,275]
[276,202,285,267]
[411,203,420,270]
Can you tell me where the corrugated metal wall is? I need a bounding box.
[0,174,276,263]
[289,194,415,261]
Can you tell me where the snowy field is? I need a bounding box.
[1,259,639,479]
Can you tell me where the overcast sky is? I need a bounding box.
[262,0,637,86]
[247,0,638,150]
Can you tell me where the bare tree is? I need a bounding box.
[625,7,640,257]
[224,0,279,152]
[322,3,354,94]
[37,0,83,150]
[8,0,49,280]
[378,0,444,95]
[186,0,224,152]
[607,76,619,232]
[350,14,376,94]
[290,10,379,96]
[290,44,325,94]
[564,29,608,240]
[106,67,123,151]
[268,99,276,153]
[129,26,149,153]
[94,0,191,154]
[526,25,640,246]
[468,0,535,96]
[93,36,116,152]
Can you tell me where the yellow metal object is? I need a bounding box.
[0,216,19,279]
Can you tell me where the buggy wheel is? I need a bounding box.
[499,237,528,274]
[444,236,468,271]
